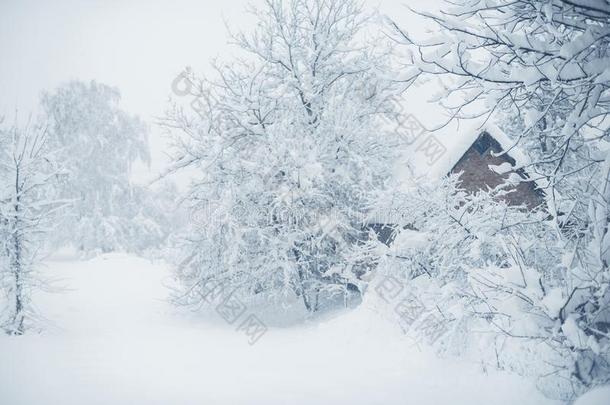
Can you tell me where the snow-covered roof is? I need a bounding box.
[392,118,531,187]
[369,109,550,225]
[380,75,535,188]
[366,78,550,225]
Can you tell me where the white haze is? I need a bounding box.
[0,0,435,183]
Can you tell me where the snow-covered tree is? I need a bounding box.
[0,117,64,335]
[164,0,402,311]
[41,81,152,254]
[388,0,610,397]
[375,175,592,399]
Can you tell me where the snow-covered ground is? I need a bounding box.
[0,254,563,405]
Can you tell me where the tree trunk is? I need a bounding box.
[8,168,24,335]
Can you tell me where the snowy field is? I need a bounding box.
[0,253,561,405]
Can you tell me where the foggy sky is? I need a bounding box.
[0,0,432,182]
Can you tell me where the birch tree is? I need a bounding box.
[41,81,152,254]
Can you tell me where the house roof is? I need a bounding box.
[392,119,532,186]
[368,116,548,225]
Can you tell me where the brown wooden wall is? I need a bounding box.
[450,132,545,210]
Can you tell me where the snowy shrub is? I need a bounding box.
[376,175,609,400]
